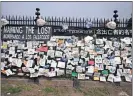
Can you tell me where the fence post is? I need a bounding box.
[32,8,41,84]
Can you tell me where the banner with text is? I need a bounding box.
[1,26,132,40]
[1,26,52,40]
[52,27,132,37]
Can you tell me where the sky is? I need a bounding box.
[1,2,132,19]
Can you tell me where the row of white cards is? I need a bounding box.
[2,56,131,70]
[1,37,132,49]
[78,74,132,82]
[3,68,132,82]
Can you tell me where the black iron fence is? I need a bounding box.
[1,9,132,41]
[1,15,130,28]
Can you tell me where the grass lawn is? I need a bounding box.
[1,79,131,96]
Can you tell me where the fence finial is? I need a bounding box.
[35,8,40,22]
[113,10,118,26]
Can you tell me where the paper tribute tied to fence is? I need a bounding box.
[1,16,132,83]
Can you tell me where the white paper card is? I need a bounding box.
[39,57,46,66]
[12,58,18,66]
[77,41,84,46]
[95,56,102,64]
[27,42,33,48]
[47,71,56,77]
[115,51,120,56]
[30,72,38,77]
[96,39,103,44]
[47,41,57,46]
[51,60,57,67]
[125,74,132,82]
[1,62,5,70]
[1,53,5,58]
[28,49,35,55]
[126,58,132,64]
[28,68,35,74]
[100,76,106,82]
[66,65,73,70]
[55,51,63,57]
[78,74,85,79]
[9,50,15,55]
[90,54,95,59]
[107,74,114,82]
[109,66,116,73]
[22,67,30,72]
[117,69,123,76]
[34,65,39,70]
[76,66,83,73]
[85,76,90,79]
[17,44,25,49]
[87,66,94,73]
[57,69,64,76]
[123,69,131,74]
[26,60,33,67]
[17,59,22,67]
[95,63,104,70]
[114,76,121,82]
[114,57,121,65]
[5,69,13,76]
[47,50,55,58]
[57,62,65,68]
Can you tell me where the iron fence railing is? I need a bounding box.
[1,15,130,28]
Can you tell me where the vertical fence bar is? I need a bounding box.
[82,18,84,28]
[68,17,70,27]
[75,18,78,27]
[103,18,106,28]
[125,18,128,28]
[97,18,99,27]
[65,17,67,25]
[22,16,25,25]
[29,16,32,25]
[59,17,61,26]
[16,15,18,25]
[122,18,125,27]
[79,18,81,27]
[33,16,35,25]
[51,16,54,26]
